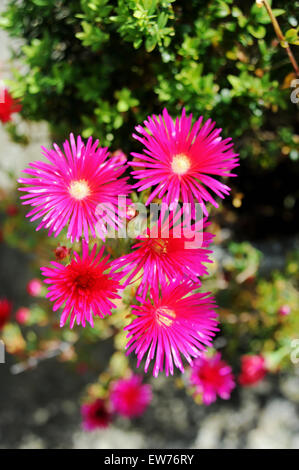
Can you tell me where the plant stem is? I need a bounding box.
[262,0,299,76]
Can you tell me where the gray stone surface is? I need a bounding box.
[1,352,299,449]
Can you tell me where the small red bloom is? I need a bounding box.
[190,352,235,405]
[0,89,22,123]
[110,375,152,418]
[6,204,19,217]
[27,278,43,297]
[238,355,267,386]
[0,298,12,329]
[54,245,71,261]
[81,399,111,431]
[76,362,89,375]
[278,305,291,316]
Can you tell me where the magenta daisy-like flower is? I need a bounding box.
[190,352,235,405]
[81,399,111,431]
[18,134,131,242]
[41,242,121,328]
[125,280,219,377]
[111,207,213,300]
[110,374,152,418]
[130,108,239,215]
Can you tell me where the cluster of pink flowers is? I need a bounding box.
[189,352,267,405]
[81,374,152,431]
[19,108,239,377]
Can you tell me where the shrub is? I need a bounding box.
[1,0,298,168]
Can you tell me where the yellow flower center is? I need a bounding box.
[152,239,168,255]
[155,307,176,328]
[69,179,90,200]
[171,153,191,175]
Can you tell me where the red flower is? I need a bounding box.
[41,242,122,328]
[0,298,12,329]
[238,355,267,386]
[0,89,22,123]
[81,399,111,431]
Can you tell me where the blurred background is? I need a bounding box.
[0,0,299,449]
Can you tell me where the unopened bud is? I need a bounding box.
[55,245,70,260]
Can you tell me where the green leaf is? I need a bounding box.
[157,12,168,29]
[145,35,157,52]
[247,24,266,39]
[285,28,299,45]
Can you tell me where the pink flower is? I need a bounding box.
[81,399,111,431]
[238,355,267,386]
[18,134,130,243]
[0,89,22,123]
[15,307,30,325]
[110,375,152,418]
[129,108,239,215]
[190,352,235,405]
[125,280,218,377]
[41,241,121,328]
[27,278,42,297]
[112,207,213,300]
[0,298,12,329]
[278,305,291,316]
